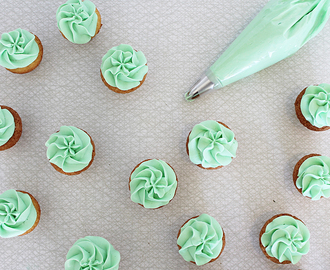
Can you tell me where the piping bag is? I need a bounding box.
[185,0,330,101]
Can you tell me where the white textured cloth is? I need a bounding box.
[0,0,330,269]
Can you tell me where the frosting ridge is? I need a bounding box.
[56,0,98,44]
[0,28,39,69]
[188,120,237,168]
[130,159,177,208]
[261,215,310,264]
[65,236,120,270]
[0,189,37,238]
[0,107,15,146]
[101,44,148,90]
[177,214,224,266]
[45,126,93,173]
[296,155,330,200]
[300,84,330,128]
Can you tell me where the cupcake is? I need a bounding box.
[56,0,102,44]
[0,105,22,151]
[0,189,41,238]
[45,126,95,175]
[129,159,177,209]
[259,213,310,264]
[186,120,238,169]
[293,154,330,200]
[100,44,148,93]
[295,84,330,131]
[177,214,225,266]
[65,236,120,270]
[0,28,43,74]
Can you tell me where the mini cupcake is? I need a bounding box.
[45,126,95,175]
[259,213,310,264]
[65,236,120,270]
[56,0,102,44]
[0,28,43,74]
[295,84,330,131]
[0,105,22,151]
[293,154,330,200]
[0,189,41,238]
[129,159,177,209]
[186,120,238,169]
[101,44,148,93]
[177,214,225,266]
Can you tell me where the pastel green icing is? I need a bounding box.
[0,107,15,146]
[65,236,120,270]
[130,159,177,209]
[0,28,39,69]
[188,120,237,168]
[45,126,93,173]
[207,0,330,88]
[177,214,223,266]
[0,189,37,238]
[296,155,330,200]
[300,84,330,128]
[56,0,98,44]
[261,215,310,264]
[101,44,148,91]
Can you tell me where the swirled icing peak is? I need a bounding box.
[45,126,93,173]
[188,120,237,168]
[300,84,330,128]
[101,44,148,90]
[261,215,310,264]
[296,155,330,200]
[0,28,39,69]
[177,214,224,266]
[65,236,120,270]
[56,0,98,44]
[130,159,177,208]
[0,107,15,146]
[0,189,37,238]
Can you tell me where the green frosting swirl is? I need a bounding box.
[261,215,310,264]
[301,84,330,128]
[0,28,39,69]
[56,0,98,44]
[65,236,120,270]
[0,189,37,238]
[177,214,223,266]
[45,126,93,173]
[130,159,177,209]
[188,120,237,168]
[296,155,330,200]
[101,44,148,90]
[0,107,15,146]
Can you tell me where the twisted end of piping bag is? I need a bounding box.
[185,73,222,101]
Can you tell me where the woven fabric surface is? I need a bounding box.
[0,0,330,269]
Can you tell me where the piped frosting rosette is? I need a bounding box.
[65,236,120,270]
[129,159,177,209]
[0,189,37,238]
[56,0,99,44]
[177,214,224,266]
[101,44,148,91]
[187,120,237,168]
[300,84,330,128]
[45,126,93,173]
[296,155,330,200]
[0,28,39,69]
[0,106,15,146]
[260,214,310,264]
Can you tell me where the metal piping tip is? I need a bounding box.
[184,75,215,101]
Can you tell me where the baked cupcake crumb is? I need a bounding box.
[0,105,22,151]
